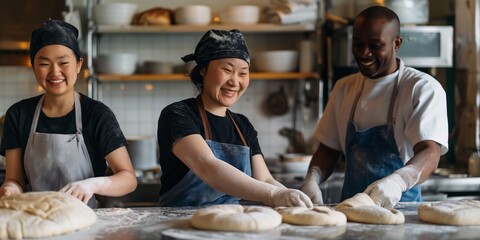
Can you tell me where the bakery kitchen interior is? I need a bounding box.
[0,0,479,206]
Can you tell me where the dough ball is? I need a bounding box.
[276,206,347,226]
[335,193,404,225]
[418,200,480,225]
[191,204,282,232]
[0,191,96,239]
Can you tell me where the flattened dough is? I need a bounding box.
[276,206,347,226]
[0,191,97,239]
[418,200,480,225]
[191,204,282,232]
[335,193,404,225]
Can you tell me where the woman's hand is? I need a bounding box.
[60,177,110,204]
[0,181,23,198]
[270,188,313,208]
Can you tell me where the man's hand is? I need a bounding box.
[300,166,324,205]
[364,173,405,208]
[364,165,421,208]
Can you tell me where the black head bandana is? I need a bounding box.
[181,29,250,65]
[29,19,81,64]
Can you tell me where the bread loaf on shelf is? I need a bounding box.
[133,7,173,26]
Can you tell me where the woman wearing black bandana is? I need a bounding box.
[157,29,313,208]
[0,20,137,207]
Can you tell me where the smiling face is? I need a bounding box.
[200,58,250,115]
[33,45,82,97]
[352,16,402,79]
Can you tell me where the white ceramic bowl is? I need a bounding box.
[95,53,137,74]
[93,3,138,26]
[282,161,309,173]
[253,50,299,72]
[126,136,157,170]
[221,5,260,24]
[174,5,211,25]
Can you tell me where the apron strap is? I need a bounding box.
[227,110,248,146]
[196,95,212,140]
[74,93,82,133]
[30,92,83,135]
[195,95,248,147]
[349,59,404,125]
[387,60,404,126]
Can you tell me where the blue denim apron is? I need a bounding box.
[341,61,421,202]
[159,96,252,207]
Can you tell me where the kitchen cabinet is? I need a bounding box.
[85,1,321,100]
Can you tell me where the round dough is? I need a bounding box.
[191,204,282,232]
[0,191,97,239]
[418,200,480,225]
[276,206,347,226]
[335,193,405,225]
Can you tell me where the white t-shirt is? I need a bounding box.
[315,60,448,164]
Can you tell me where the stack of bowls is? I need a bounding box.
[142,61,174,74]
[126,136,158,171]
[95,53,137,74]
[253,50,299,72]
[221,5,260,24]
[279,153,312,173]
[174,5,211,25]
[93,3,138,26]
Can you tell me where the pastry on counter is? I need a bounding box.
[191,204,281,232]
[0,191,96,239]
[418,200,480,225]
[335,193,405,225]
[133,7,173,26]
[276,206,346,226]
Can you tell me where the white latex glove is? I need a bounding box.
[270,188,314,208]
[0,181,23,198]
[60,177,110,204]
[300,166,324,205]
[364,165,420,208]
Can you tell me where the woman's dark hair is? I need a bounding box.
[189,62,208,92]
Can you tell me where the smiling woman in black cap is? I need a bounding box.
[157,29,313,208]
[0,19,137,207]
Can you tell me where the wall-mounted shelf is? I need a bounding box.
[94,72,320,82]
[95,23,316,34]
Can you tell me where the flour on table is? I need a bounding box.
[276,206,347,226]
[96,207,134,216]
[418,200,480,225]
[335,193,405,224]
[0,191,96,239]
[191,204,282,232]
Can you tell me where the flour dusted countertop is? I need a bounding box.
[44,203,480,240]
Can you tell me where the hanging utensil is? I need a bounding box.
[264,86,289,116]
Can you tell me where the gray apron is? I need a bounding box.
[24,93,97,207]
[341,61,422,202]
[159,96,252,207]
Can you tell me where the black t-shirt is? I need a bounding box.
[0,93,127,177]
[157,98,262,194]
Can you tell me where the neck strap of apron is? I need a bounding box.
[195,95,248,146]
[30,92,83,135]
[349,59,404,125]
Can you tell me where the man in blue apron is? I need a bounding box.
[157,29,313,208]
[301,6,448,208]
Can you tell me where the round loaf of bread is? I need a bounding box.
[335,193,405,225]
[191,204,282,232]
[276,206,347,226]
